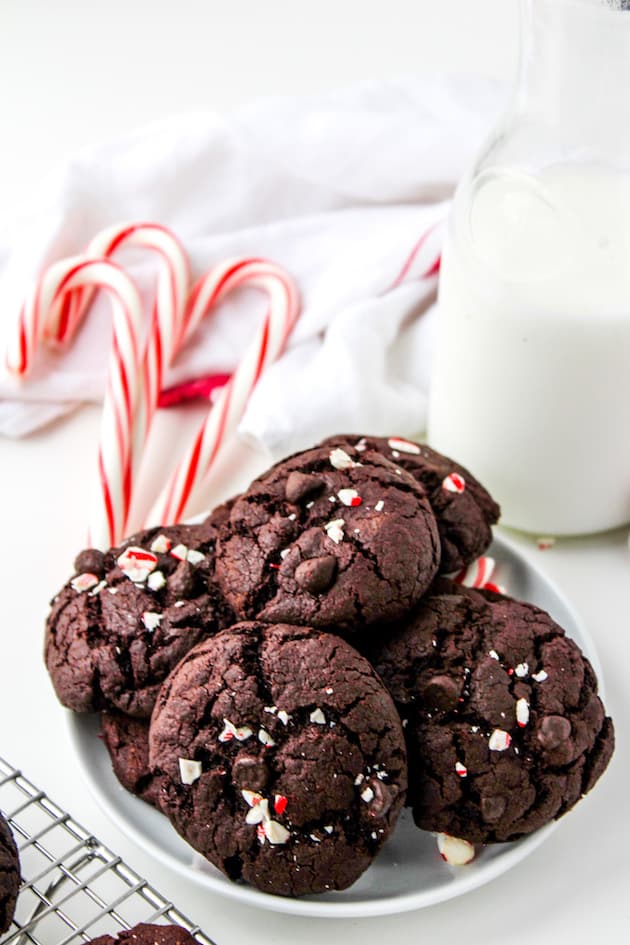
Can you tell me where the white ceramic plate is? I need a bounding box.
[68,531,603,918]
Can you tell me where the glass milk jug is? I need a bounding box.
[428,0,630,535]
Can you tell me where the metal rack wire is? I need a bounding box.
[0,757,217,945]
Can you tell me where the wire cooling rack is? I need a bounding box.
[0,757,217,945]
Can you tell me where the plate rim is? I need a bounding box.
[67,529,599,917]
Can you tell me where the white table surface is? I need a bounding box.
[1,2,628,944]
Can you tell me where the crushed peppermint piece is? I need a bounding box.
[537,536,556,551]
[142,611,162,632]
[274,795,288,815]
[258,728,276,747]
[532,670,548,682]
[324,519,345,544]
[277,709,291,725]
[246,799,270,824]
[391,450,400,458]
[70,573,100,594]
[355,438,367,452]
[178,758,202,785]
[338,488,362,507]
[515,662,529,678]
[387,437,421,455]
[354,773,365,786]
[442,472,466,494]
[310,708,326,725]
[242,789,264,807]
[174,600,185,608]
[264,705,277,715]
[147,570,166,591]
[455,762,468,778]
[288,512,296,521]
[376,770,388,780]
[374,500,385,512]
[361,786,375,803]
[488,729,512,752]
[117,547,158,583]
[437,833,475,866]
[371,831,378,839]
[219,719,253,743]
[107,587,118,594]
[329,448,360,470]
[471,725,480,733]
[306,501,314,509]
[89,580,107,596]
[516,698,530,727]
[325,687,334,694]
[170,543,189,561]
[264,820,291,845]
[484,581,505,594]
[257,823,266,843]
[329,496,336,503]
[187,548,205,565]
[150,534,172,554]
[324,825,334,834]
[279,549,290,561]
[489,650,500,661]
[309,833,321,843]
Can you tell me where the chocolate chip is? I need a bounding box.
[481,795,507,822]
[285,471,325,504]
[168,560,195,597]
[537,715,572,750]
[74,548,106,575]
[366,779,396,819]
[294,556,338,594]
[232,753,269,791]
[422,674,462,711]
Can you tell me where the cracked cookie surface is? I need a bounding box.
[366,578,614,843]
[45,506,234,718]
[0,812,19,933]
[149,622,407,897]
[320,435,500,574]
[215,445,440,632]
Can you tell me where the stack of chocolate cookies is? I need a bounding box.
[45,436,615,897]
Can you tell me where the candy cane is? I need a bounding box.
[147,258,300,526]
[6,224,191,538]
[31,258,145,547]
[42,223,190,477]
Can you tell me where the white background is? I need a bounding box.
[0,2,628,945]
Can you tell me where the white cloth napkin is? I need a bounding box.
[0,75,503,456]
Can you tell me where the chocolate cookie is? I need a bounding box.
[215,445,440,631]
[101,713,161,808]
[45,509,233,718]
[0,812,19,933]
[367,579,614,843]
[149,622,407,897]
[320,435,500,573]
[88,924,197,945]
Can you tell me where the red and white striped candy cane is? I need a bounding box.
[147,258,300,526]
[42,223,190,476]
[33,258,145,548]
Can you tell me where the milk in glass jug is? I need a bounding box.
[428,0,630,535]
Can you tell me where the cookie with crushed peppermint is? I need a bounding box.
[319,435,500,573]
[366,578,614,844]
[88,924,197,945]
[0,812,19,933]
[101,712,162,808]
[215,445,440,631]
[149,622,407,897]
[45,505,234,718]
